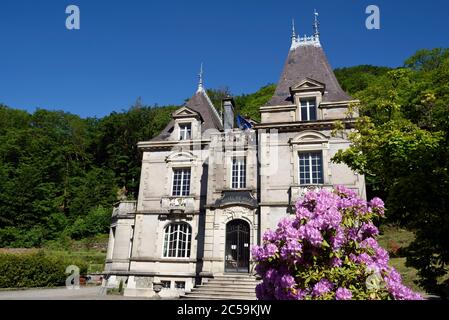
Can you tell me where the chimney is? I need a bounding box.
[222,96,235,131]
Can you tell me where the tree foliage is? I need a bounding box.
[333,48,449,296]
[334,65,392,95]
[0,103,177,247]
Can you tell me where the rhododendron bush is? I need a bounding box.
[252,186,423,300]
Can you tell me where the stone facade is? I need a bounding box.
[103,27,366,298]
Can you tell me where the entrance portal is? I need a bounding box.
[225,219,250,273]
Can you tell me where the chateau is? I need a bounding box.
[103,17,366,298]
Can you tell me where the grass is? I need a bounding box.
[378,224,415,254]
[378,224,428,294]
[42,235,108,274]
[388,257,425,294]
[0,235,109,275]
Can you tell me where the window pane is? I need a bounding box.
[308,100,317,121]
[301,100,308,121]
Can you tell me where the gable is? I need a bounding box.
[290,78,326,94]
[172,107,201,119]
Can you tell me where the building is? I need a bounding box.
[103,16,366,298]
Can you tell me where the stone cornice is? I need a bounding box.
[102,270,198,277]
[130,257,198,263]
[254,118,356,130]
[259,105,296,112]
[319,99,360,108]
[137,139,212,151]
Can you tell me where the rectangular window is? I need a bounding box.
[161,281,171,289]
[179,123,192,140]
[300,98,317,121]
[172,168,191,196]
[299,152,324,185]
[231,157,246,189]
[175,281,186,289]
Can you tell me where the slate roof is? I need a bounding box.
[151,89,223,141]
[267,44,352,106]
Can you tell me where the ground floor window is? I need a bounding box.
[163,223,192,258]
[175,281,185,289]
[161,280,171,289]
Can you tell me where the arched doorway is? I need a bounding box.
[225,219,250,273]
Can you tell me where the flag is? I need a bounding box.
[237,114,253,130]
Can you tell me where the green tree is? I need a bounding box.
[333,49,449,296]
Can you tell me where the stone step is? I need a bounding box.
[204,283,257,288]
[213,274,256,279]
[180,294,257,300]
[192,287,256,294]
[210,278,257,282]
[209,278,257,283]
[198,283,258,289]
[180,275,258,300]
[189,290,256,297]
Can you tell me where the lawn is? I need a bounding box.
[42,235,108,273]
[377,225,427,295]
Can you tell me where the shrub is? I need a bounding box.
[0,251,88,288]
[252,186,423,300]
[69,206,111,240]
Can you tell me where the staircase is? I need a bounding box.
[180,274,259,300]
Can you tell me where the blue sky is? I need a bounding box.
[0,0,448,118]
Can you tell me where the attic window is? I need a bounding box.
[179,123,192,140]
[300,98,317,121]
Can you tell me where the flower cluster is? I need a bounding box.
[252,186,422,300]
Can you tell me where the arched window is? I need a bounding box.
[163,223,192,258]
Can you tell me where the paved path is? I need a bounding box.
[0,286,150,300]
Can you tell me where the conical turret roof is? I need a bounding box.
[268,38,351,106]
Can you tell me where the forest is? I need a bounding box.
[0,48,448,295]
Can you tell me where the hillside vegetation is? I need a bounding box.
[1,48,448,296]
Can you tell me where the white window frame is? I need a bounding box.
[179,123,192,140]
[171,168,191,196]
[298,151,324,185]
[300,98,317,121]
[231,157,246,189]
[162,223,192,259]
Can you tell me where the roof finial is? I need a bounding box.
[197,63,204,93]
[313,9,320,38]
[291,18,296,40]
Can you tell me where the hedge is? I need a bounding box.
[0,251,88,288]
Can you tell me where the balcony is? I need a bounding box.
[289,184,334,204]
[161,196,195,214]
[112,201,137,217]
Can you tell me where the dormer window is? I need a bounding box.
[300,98,317,121]
[179,123,192,140]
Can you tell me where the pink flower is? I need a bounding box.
[335,287,353,300]
[312,278,333,297]
[253,188,421,301]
